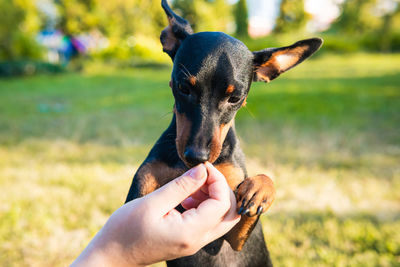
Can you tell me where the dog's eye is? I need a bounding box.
[228,96,241,104]
[178,84,190,95]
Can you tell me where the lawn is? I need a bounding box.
[0,53,399,266]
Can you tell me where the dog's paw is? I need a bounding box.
[235,174,275,217]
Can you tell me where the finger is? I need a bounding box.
[200,183,209,195]
[198,188,240,247]
[212,189,241,232]
[181,197,201,210]
[180,171,212,210]
[203,163,240,230]
[181,189,209,210]
[146,164,207,216]
[223,187,240,222]
[204,162,230,201]
[188,187,209,201]
[183,163,231,230]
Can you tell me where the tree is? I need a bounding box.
[234,0,248,37]
[0,0,42,61]
[56,0,98,35]
[173,0,231,32]
[376,1,400,51]
[274,0,309,33]
[329,0,379,34]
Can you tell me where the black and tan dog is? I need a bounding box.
[126,1,322,266]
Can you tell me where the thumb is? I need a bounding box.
[145,164,208,216]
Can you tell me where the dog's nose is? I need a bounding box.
[183,147,209,166]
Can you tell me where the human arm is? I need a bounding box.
[71,162,240,267]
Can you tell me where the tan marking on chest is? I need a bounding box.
[137,161,185,196]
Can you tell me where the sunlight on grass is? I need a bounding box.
[0,53,399,266]
[263,213,400,267]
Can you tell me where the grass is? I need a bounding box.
[0,53,399,266]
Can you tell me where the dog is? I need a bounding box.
[126,1,322,266]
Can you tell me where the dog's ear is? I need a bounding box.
[160,0,194,60]
[253,38,323,82]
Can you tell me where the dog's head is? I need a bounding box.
[160,0,322,167]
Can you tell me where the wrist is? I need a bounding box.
[72,231,144,267]
[71,242,110,267]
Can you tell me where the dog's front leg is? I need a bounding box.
[227,174,275,251]
[125,160,186,203]
[215,163,275,251]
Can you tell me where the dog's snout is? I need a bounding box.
[183,147,209,166]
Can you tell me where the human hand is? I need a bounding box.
[72,162,240,267]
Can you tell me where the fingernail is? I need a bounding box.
[257,206,263,215]
[238,206,244,215]
[189,164,206,180]
[241,198,247,208]
[204,161,215,171]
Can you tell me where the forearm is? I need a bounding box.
[71,229,143,267]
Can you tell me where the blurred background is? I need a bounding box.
[0,0,399,266]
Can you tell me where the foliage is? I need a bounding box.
[172,0,197,28]
[0,0,43,61]
[2,0,400,75]
[371,3,400,52]
[56,0,98,36]
[234,0,248,37]
[329,0,380,35]
[0,61,64,77]
[274,0,309,33]
[47,0,170,62]
[54,0,165,47]
[52,0,231,62]
[0,54,399,266]
[172,0,231,32]
[93,0,166,40]
[328,0,400,52]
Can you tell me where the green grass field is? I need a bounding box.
[0,53,399,266]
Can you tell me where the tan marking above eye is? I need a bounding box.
[226,84,235,94]
[189,76,196,86]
